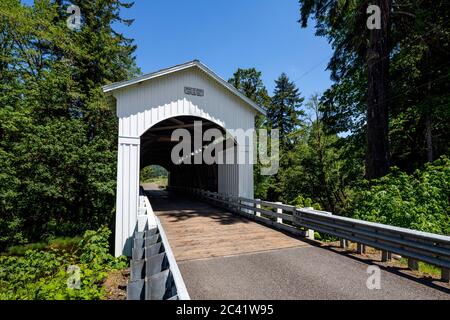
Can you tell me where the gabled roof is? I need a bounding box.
[102,60,266,115]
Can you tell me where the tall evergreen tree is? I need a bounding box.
[365,0,391,179]
[268,73,304,149]
[263,73,304,200]
[0,0,138,248]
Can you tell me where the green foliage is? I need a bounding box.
[265,73,305,200]
[294,1,450,234]
[0,0,138,249]
[5,237,81,256]
[281,96,363,212]
[140,165,168,183]
[290,195,321,210]
[348,157,450,235]
[267,73,305,149]
[299,0,450,173]
[398,257,442,277]
[228,68,271,111]
[0,227,127,300]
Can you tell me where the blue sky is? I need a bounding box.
[24,0,334,100]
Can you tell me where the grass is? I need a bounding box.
[4,236,82,256]
[398,257,442,277]
[145,176,168,188]
[323,240,443,278]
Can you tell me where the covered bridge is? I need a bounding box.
[103,60,265,256]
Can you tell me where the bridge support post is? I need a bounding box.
[441,268,450,283]
[408,258,419,270]
[275,202,283,224]
[255,200,261,217]
[357,243,366,254]
[381,250,392,262]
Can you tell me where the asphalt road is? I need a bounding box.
[178,243,450,300]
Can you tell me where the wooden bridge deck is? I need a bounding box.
[145,188,308,261]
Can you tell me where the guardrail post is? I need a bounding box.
[231,194,236,212]
[408,258,419,270]
[441,268,450,283]
[224,193,229,210]
[224,193,228,210]
[275,202,283,224]
[381,250,392,262]
[340,239,348,249]
[236,197,241,214]
[255,200,261,217]
[230,195,239,212]
[357,243,366,254]
[304,207,315,240]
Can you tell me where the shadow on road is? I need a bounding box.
[145,188,253,226]
[302,239,450,295]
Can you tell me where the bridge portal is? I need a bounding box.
[103,61,265,256]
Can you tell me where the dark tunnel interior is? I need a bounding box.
[140,116,235,192]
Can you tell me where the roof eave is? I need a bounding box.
[101,60,266,116]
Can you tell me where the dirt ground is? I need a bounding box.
[103,269,130,300]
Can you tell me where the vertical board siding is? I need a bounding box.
[116,68,255,138]
[116,141,140,256]
[114,66,256,256]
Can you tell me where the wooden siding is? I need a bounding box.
[115,67,256,138]
[113,65,257,256]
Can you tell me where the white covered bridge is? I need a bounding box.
[103,60,264,257]
[103,61,450,300]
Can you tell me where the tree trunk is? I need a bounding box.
[366,0,391,179]
[425,50,433,163]
[425,113,433,162]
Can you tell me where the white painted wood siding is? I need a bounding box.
[115,68,256,138]
[113,66,257,256]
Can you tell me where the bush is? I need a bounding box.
[291,195,322,210]
[347,156,450,235]
[0,226,127,300]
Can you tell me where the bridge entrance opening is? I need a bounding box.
[140,116,236,193]
[140,165,168,189]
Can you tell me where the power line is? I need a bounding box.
[292,56,330,84]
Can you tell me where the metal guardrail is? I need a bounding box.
[170,186,450,283]
[127,191,190,300]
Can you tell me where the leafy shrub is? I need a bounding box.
[0,227,127,300]
[347,156,450,235]
[291,195,322,210]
